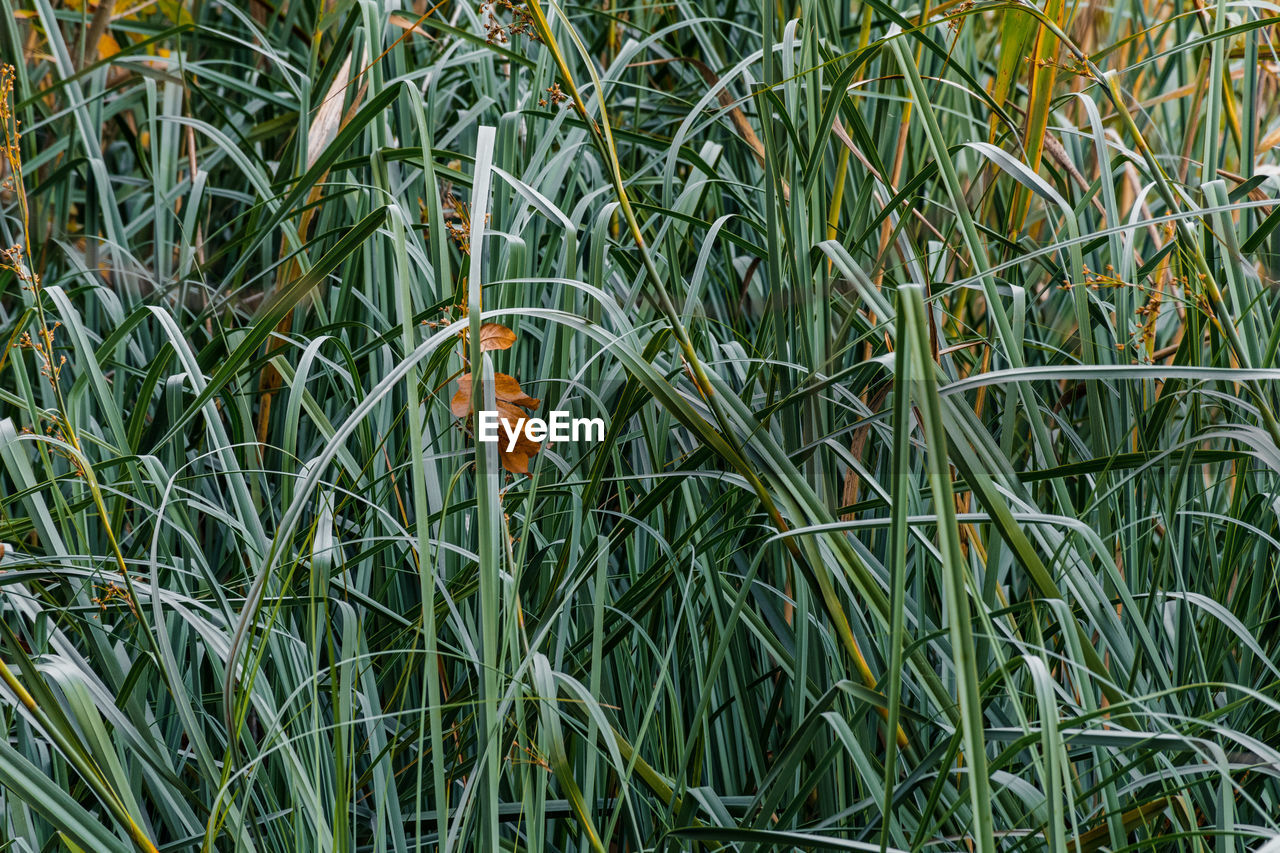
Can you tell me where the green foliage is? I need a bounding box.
[2,0,1280,850]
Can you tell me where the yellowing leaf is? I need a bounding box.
[156,0,195,26]
[97,32,121,59]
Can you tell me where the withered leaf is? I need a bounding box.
[451,373,543,475]
[479,323,517,352]
[308,55,351,170]
[450,372,540,417]
[501,450,532,475]
[494,401,541,474]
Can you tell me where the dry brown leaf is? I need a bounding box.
[479,323,517,352]
[450,372,540,417]
[501,453,529,474]
[450,373,543,474]
[493,402,541,474]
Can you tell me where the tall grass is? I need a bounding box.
[2,0,1280,850]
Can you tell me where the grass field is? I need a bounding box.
[3,0,1280,850]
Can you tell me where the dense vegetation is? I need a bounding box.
[3,0,1280,850]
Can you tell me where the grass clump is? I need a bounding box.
[2,0,1280,851]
